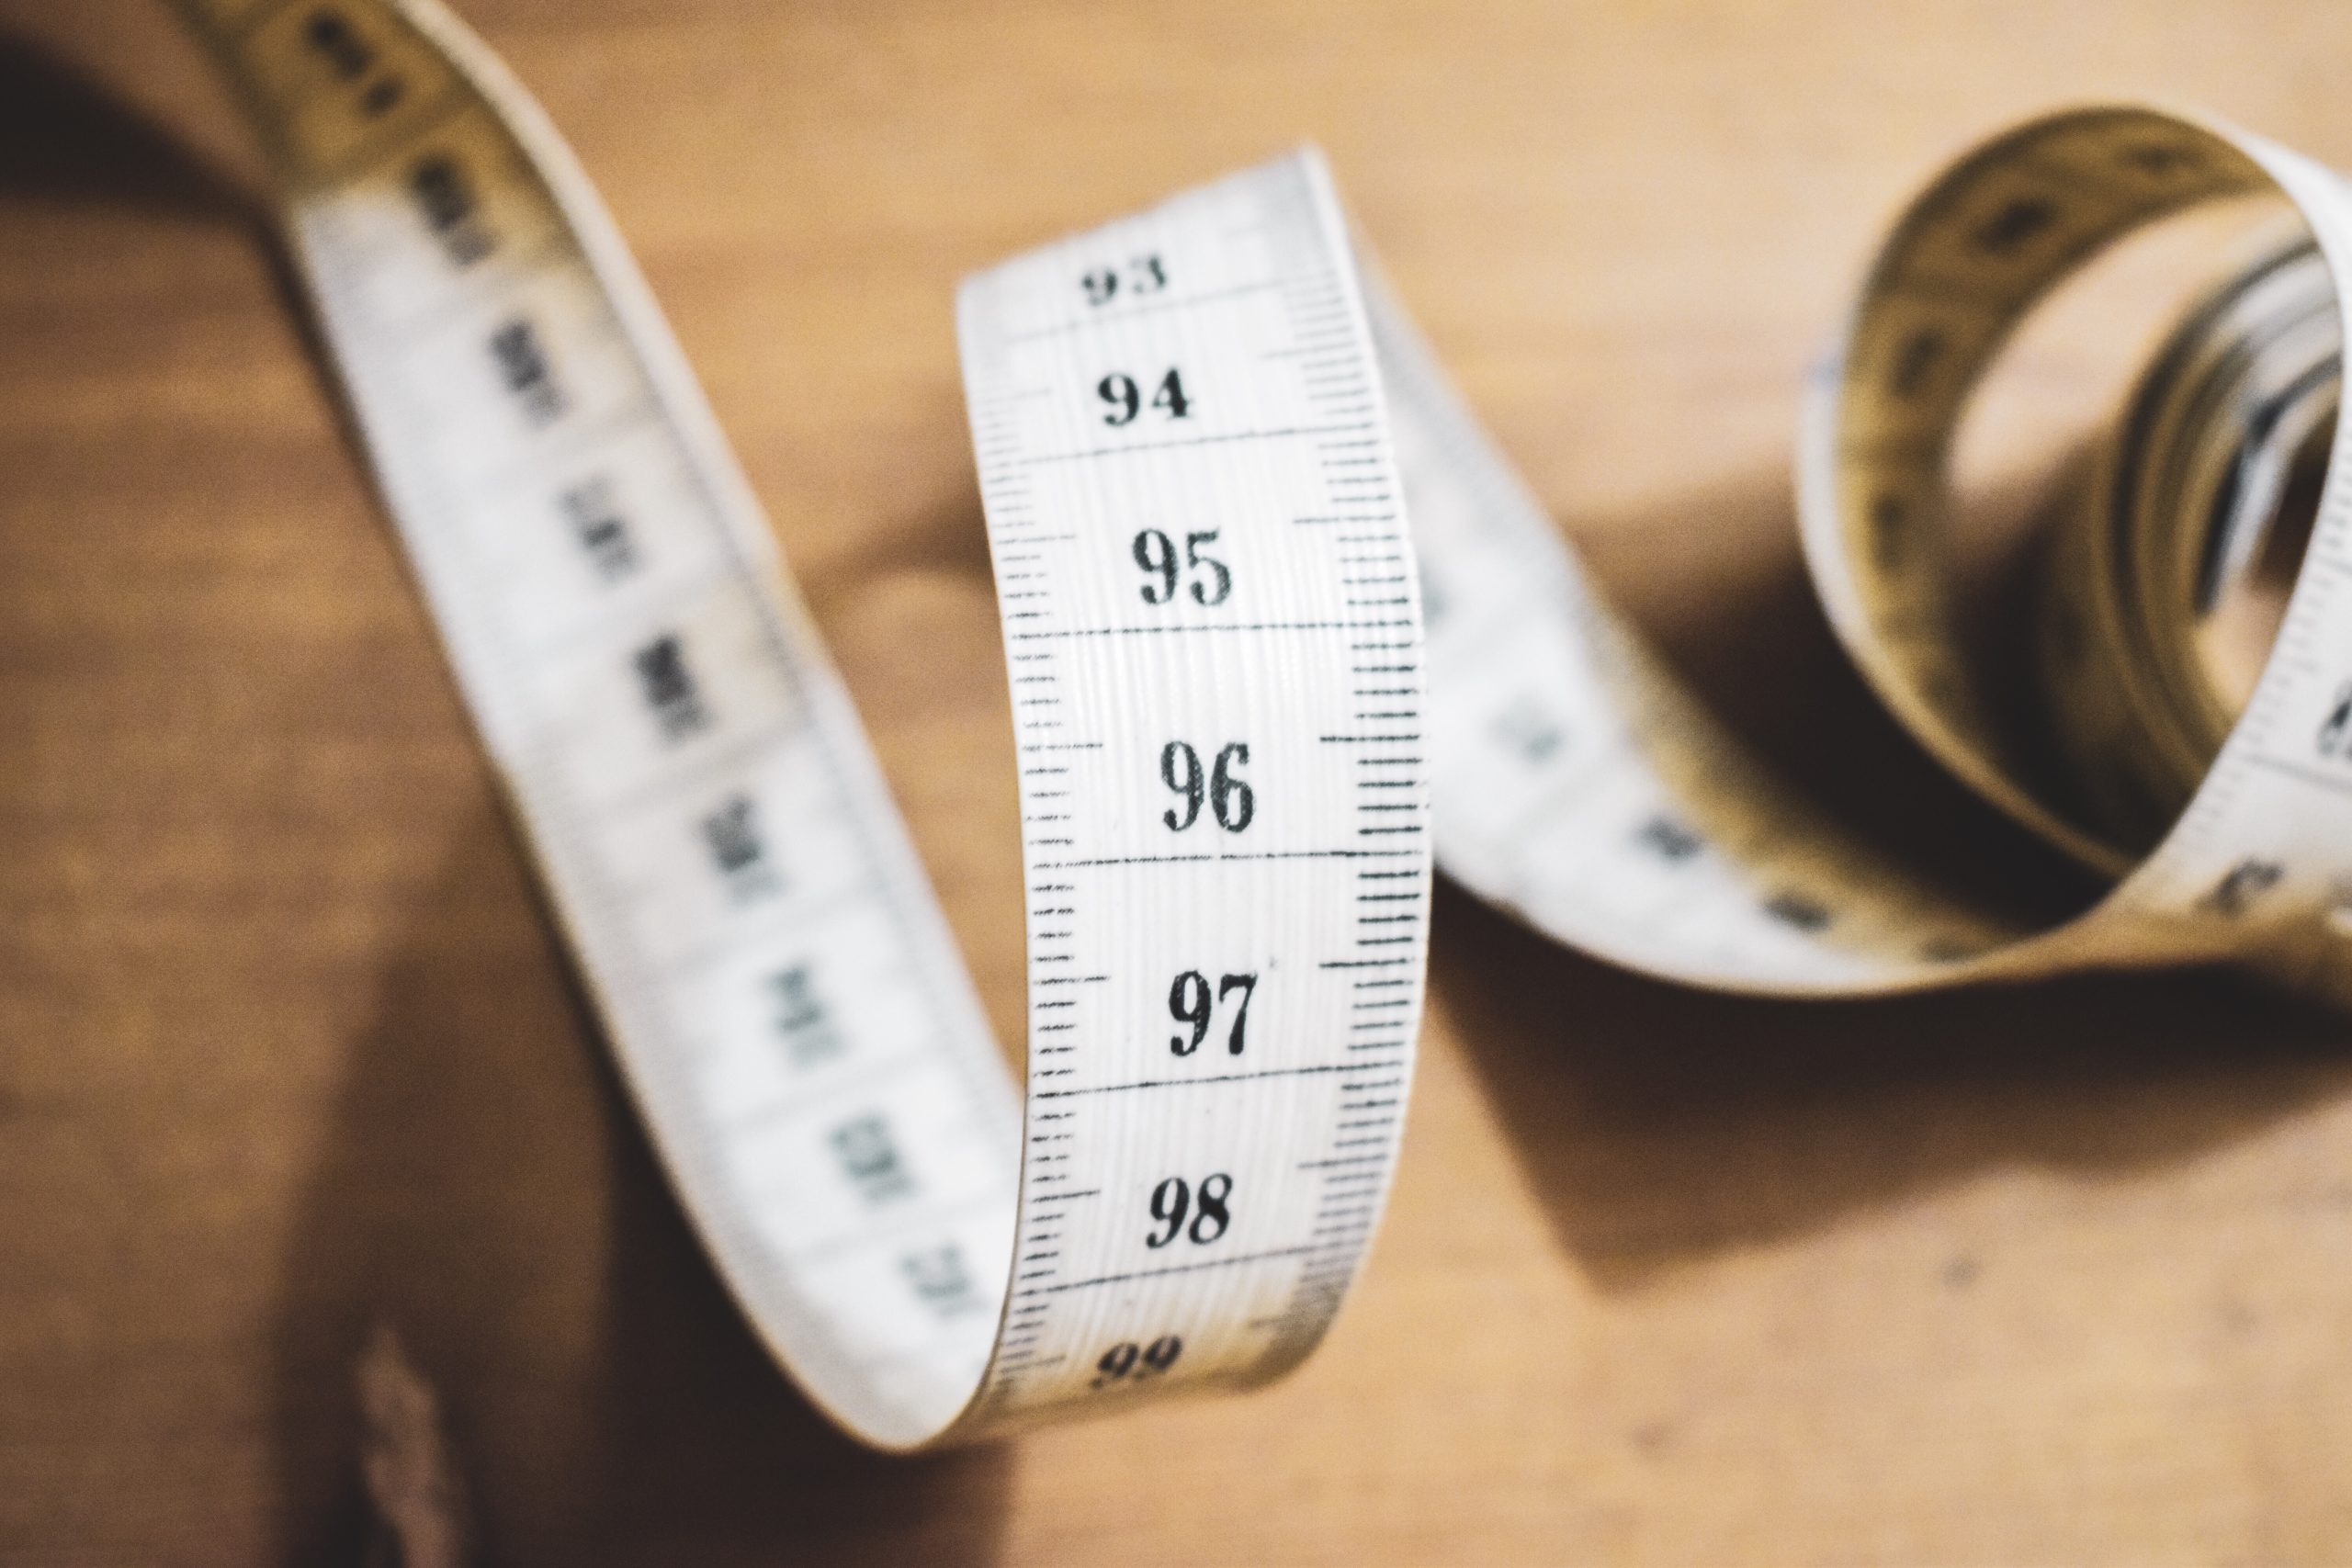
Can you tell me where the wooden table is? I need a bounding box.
[7,0,2352,1561]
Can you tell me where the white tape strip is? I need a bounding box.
[1417,106,2352,1005]
[172,0,1428,1448]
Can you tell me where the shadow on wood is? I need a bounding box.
[268,802,1012,1563]
[0,28,1013,1562]
[1437,466,2352,1293]
[0,29,253,218]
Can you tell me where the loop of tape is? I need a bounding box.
[176,0,1429,1448]
[153,0,2352,1449]
[1426,104,2352,1005]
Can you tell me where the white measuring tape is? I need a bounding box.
[1420,105,2352,1006]
[158,0,2352,1452]
[175,0,1426,1448]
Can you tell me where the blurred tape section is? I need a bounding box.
[1419,105,2352,1007]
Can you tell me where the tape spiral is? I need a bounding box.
[153,0,2352,1452]
[1419,105,2352,1006]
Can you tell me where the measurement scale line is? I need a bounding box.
[1010,1245,1321,1300]
[1014,421,1373,468]
[1035,848,1420,870]
[1035,1061,1398,1101]
[1003,278,1283,342]
[1010,618,1408,641]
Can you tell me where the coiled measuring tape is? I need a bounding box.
[155,0,2352,1450]
[1420,104,2352,1006]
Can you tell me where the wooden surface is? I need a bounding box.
[7,0,2352,1562]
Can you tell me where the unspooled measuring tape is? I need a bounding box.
[158,0,2352,1450]
[176,0,1428,1449]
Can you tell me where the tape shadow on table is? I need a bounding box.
[1433,466,2352,1294]
[279,802,1012,1564]
[0,28,243,216]
[0,31,1012,1564]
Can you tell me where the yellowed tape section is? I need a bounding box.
[1422,106,2352,1002]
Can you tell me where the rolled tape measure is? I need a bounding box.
[1420,104,2352,1005]
[153,0,2352,1451]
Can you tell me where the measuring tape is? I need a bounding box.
[174,0,1427,1449]
[1419,104,2352,1006]
[151,0,2352,1452]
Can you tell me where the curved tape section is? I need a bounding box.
[172,0,1429,1449]
[1421,106,2352,1001]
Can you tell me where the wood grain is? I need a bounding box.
[6,0,2352,1562]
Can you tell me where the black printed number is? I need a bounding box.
[1131,528,1232,606]
[407,154,494,266]
[901,1244,980,1318]
[2318,680,2352,757]
[1091,1334,1184,1388]
[303,10,406,118]
[1145,1173,1233,1248]
[1099,368,1191,427]
[1169,971,1259,1056]
[1080,254,1167,307]
[1160,741,1253,833]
